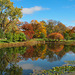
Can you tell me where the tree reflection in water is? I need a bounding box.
[0,43,75,75]
[0,46,26,75]
[22,43,75,62]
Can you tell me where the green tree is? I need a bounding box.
[64,32,70,40]
[5,32,26,42]
[0,27,5,38]
[0,0,22,31]
[18,32,26,41]
[40,33,45,38]
[71,33,75,40]
[45,21,54,35]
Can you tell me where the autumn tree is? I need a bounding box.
[48,33,64,41]
[31,20,47,38]
[64,32,71,40]
[54,22,67,34]
[71,27,75,33]
[21,22,34,39]
[45,20,60,35]
[64,26,75,40]
[48,43,64,52]
[0,0,22,31]
[45,21,54,35]
[4,21,26,42]
[70,27,75,40]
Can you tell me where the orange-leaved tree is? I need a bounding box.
[48,33,64,40]
[21,22,34,39]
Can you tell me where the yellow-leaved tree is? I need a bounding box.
[31,20,47,38]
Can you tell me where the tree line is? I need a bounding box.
[0,0,75,42]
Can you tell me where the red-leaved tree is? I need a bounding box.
[21,22,34,39]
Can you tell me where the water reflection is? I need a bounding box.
[0,47,26,75]
[22,43,67,62]
[0,43,75,75]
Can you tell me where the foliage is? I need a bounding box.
[40,32,45,38]
[21,22,34,39]
[54,22,67,34]
[64,32,71,40]
[48,33,64,40]
[4,22,21,34]
[5,32,26,42]
[5,64,23,75]
[71,27,75,33]
[45,21,54,35]
[63,26,75,40]
[5,32,13,42]
[65,61,75,66]
[31,20,47,38]
[0,46,26,75]
[0,0,22,31]
[18,32,26,41]
[70,33,75,40]
[0,27,5,38]
[48,43,64,52]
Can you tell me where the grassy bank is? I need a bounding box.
[32,38,75,45]
[0,39,45,48]
[0,38,75,43]
[0,38,75,48]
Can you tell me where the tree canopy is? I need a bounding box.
[0,0,22,31]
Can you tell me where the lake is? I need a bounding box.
[0,43,75,75]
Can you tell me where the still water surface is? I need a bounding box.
[0,43,75,75]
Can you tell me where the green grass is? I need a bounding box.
[0,38,75,44]
[30,38,44,41]
[0,39,21,43]
[0,39,9,43]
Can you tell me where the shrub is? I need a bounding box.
[5,32,26,42]
[71,33,75,40]
[43,38,48,41]
[64,32,70,40]
[48,33,64,41]
[5,32,13,42]
[18,32,26,41]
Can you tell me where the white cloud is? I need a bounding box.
[22,6,50,14]
[19,64,42,70]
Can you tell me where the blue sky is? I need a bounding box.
[11,0,75,26]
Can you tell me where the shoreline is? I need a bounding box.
[0,39,75,48]
[0,40,45,48]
